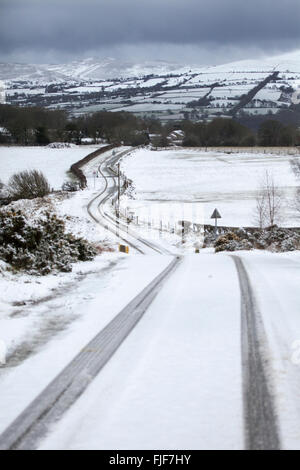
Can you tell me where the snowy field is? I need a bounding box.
[112,103,183,113]
[121,148,300,227]
[0,145,100,189]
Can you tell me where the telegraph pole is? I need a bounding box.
[116,163,121,238]
[117,163,121,213]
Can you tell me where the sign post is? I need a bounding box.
[0,340,6,365]
[211,208,222,232]
[119,244,129,254]
[92,170,97,188]
[181,220,185,244]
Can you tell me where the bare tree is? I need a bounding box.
[290,158,300,214]
[255,189,267,229]
[295,190,300,214]
[8,170,50,200]
[254,171,283,228]
[290,158,300,179]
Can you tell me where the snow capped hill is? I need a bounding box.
[0,57,191,84]
[47,57,191,80]
[204,50,300,74]
[0,63,70,83]
[1,50,300,85]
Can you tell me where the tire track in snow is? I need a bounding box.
[86,148,145,254]
[232,255,281,450]
[0,256,181,450]
[88,148,173,255]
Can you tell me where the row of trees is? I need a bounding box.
[179,118,300,147]
[1,103,300,148]
[0,104,162,146]
[67,111,162,146]
[0,104,67,145]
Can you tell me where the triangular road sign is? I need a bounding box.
[211,208,222,219]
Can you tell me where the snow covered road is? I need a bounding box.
[39,254,244,450]
[1,248,300,449]
[35,252,300,450]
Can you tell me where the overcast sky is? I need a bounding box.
[0,0,300,65]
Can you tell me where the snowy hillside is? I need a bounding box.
[47,57,192,81]
[209,50,300,73]
[2,50,300,121]
[2,50,300,84]
[0,63,71,83]
[0,57,191,84]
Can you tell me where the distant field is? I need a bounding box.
[0,145,99,189]
[121,148,300,227]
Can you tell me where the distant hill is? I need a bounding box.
[0,57,192,83]
[2,50,300,124]
[1,50,300,84]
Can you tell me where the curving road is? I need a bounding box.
[87,147,173,255]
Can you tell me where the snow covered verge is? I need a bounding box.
[0,190,116,301]
[0,185,126,385]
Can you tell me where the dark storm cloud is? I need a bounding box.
[0,0,300,63]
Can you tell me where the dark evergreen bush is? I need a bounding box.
[213,226,300,253]
[0,210,97,275]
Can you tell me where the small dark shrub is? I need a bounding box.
[62,181,80,192]
[8,170,51,201]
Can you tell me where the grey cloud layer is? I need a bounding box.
[0,0,300,62]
